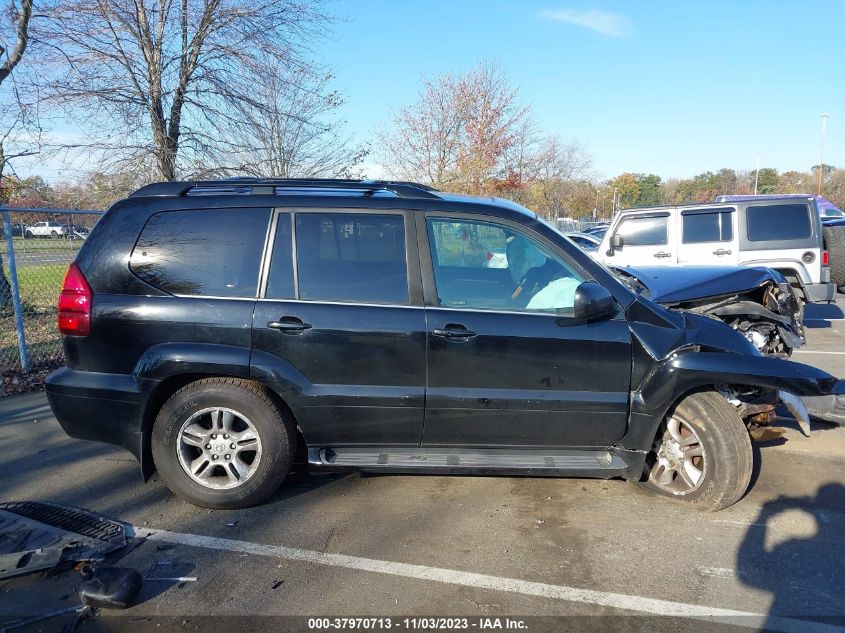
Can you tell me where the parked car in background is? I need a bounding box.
[66,225,90,240]
[564,231,601,254]
[584,225,609,240]
[24,221,68,239]
[611,265,804,357]
[45,178,845,514]
[0,223,26,239]
[598,197,835,303]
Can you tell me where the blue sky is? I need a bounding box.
[320,0,843,180]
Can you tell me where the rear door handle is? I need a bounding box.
[653,251,672,259]
[432,325,477,340]
[267,317,312,332]
[713,248,732,256]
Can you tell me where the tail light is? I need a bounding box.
[486,251,494,260]
[58,262,91,336]
[823,250,830,266]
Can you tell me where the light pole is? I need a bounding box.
[818,112,830,196]
[754,152,760,195]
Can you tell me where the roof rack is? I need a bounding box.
[129,178,441,200]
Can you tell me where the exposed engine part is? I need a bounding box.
[693,282,804,357]
[612,267,805,357]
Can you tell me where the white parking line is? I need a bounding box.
[793,350,845,355]
[135,527,845,633]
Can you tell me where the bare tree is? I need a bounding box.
[378,71,466,188]
[35,0,332,181]
[0,0,36,309]
[457,62,529,195]
[207,63,368,179]
[0,0,31,83]
[380,61,530,195]
[525,135,592,220]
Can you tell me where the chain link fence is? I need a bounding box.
[1,208,104,380]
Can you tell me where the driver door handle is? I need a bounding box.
[713,248,732,256]
[653,251,672,259]
[433,325,477,340]
[268,317,312,332]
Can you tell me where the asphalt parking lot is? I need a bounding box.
[1,300,844,632]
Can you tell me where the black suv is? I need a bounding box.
[45,179,844,511]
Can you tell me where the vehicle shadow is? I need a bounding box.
[803,302,845,323]
[736,482,845,628]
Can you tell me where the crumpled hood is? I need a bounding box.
[617,265,785,304]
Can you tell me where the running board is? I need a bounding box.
[308,447,629,476]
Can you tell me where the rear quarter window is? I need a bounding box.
[746,204,812,242]
[130,208,270,296]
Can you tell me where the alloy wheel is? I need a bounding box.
[648,415,706,495]
[176,407,263,490]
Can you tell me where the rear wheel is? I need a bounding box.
[641,391,752,512]
[24,230,33,239]
[151,378,295,509]
[50,230,59,238]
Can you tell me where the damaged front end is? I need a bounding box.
[668,280,804,357]
[614,266,805,357]
[619,298,844,457]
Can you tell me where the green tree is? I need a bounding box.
[635,173,662,206]
[610,173,640,208]
[756,168,779,194]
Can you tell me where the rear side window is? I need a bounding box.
[295,213,408,304]
[130,208,270,296]
[747,204,812,241]
[616,214,668,246]
[682,208,734,243]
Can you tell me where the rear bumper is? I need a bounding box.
[804,282,836,303]
[45,367,145,462]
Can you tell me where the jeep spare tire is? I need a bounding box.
[824,225,845,287]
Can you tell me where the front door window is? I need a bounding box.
[426,218,585,314]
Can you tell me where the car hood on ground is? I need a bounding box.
[614,265,786,304]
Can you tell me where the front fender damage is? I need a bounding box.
[617,298,845,459]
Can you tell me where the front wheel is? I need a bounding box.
[151,378,295,509]
[640,391,753,512]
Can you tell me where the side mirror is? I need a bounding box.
[573,282,616,321]
[606,233,623,257]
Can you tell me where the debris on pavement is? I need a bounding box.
[0,501,128,579]
[0,605,88,633]
[79,564,143,609]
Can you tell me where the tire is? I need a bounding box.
[151,377,295,509]
[50,230,58,238]
[838,285,845,295]
[640,391,753,512]
[823,225,845,287]
[24,230,33,239]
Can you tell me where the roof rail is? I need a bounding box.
[129,178,441,200]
